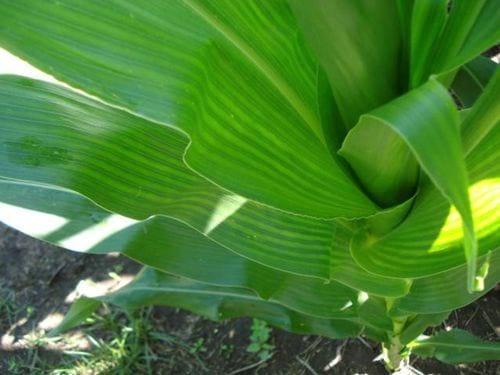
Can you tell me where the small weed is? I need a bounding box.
[1,304,212,374]
[0,283,20,328]
[58,306,159,374]
[220,343,234,359]
[189,337,206,354]
[26,305,35,318]
[246,319,274,361]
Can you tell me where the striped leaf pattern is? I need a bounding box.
[0,0,498,365]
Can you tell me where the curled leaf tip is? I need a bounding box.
[471,253,491,293]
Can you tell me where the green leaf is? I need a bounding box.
[431,0,500,75]
[451,56,497,108]
[50,297,100,336]
[330,222,412,297]
[399,312,450,345]
[339,122,418,207]
[409,0,448,88]
[349,80,482,291]
[316,67,347,152]
[410,329,500,364]
[0,177,413,325]
[350,128,499,286]
[461,68,500,155]
[395,0,414,90]
[392,250,500,314]
[93,218,359,320]
[289,0,402,128]
[0,75,225,229]
[100,268,363,340]
[357,297,393,333]
[0,1,378,219]
[0,179,359,319]
[53,269,363,339]
[0,76,412,296]
[0,76,332,280]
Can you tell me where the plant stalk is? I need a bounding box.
[383,299,410,371]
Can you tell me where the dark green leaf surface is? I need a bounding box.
[393,250,500,314]
[357,297,393,333]
[452,56,497,108]
[52,269,363,339]
[0,76,332,279]
[0,179,356,319]
[461,68,500,155]
[100,268,363,339]
[399,312,450,345]
[410,329,500,363]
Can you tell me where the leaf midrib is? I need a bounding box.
[415,341,500,350]
[182,0,326,145]
[111,285,265,302]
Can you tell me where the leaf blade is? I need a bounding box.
[349,80,479,291]
[410,329,500,364]
[0,1,377,219]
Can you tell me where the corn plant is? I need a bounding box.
[0,0,499,371]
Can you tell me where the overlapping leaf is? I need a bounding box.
[0,0,377,219]
[451,56,497,108]
[399,313,450,345]
[410,329,500,364]
[392,250,500,314]
[461,68,500,154]
[0,0,499,362]
[55,269,363,339]
[0,76,409,296]
[429,0,500,76]
[350,106,499,289]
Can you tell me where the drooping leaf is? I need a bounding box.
[410,329,500,364]
[0,76,332,280]
[0,177,411,319]
[0,75,225,229]
[85,268,363,340]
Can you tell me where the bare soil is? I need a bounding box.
[0,223,499,374]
